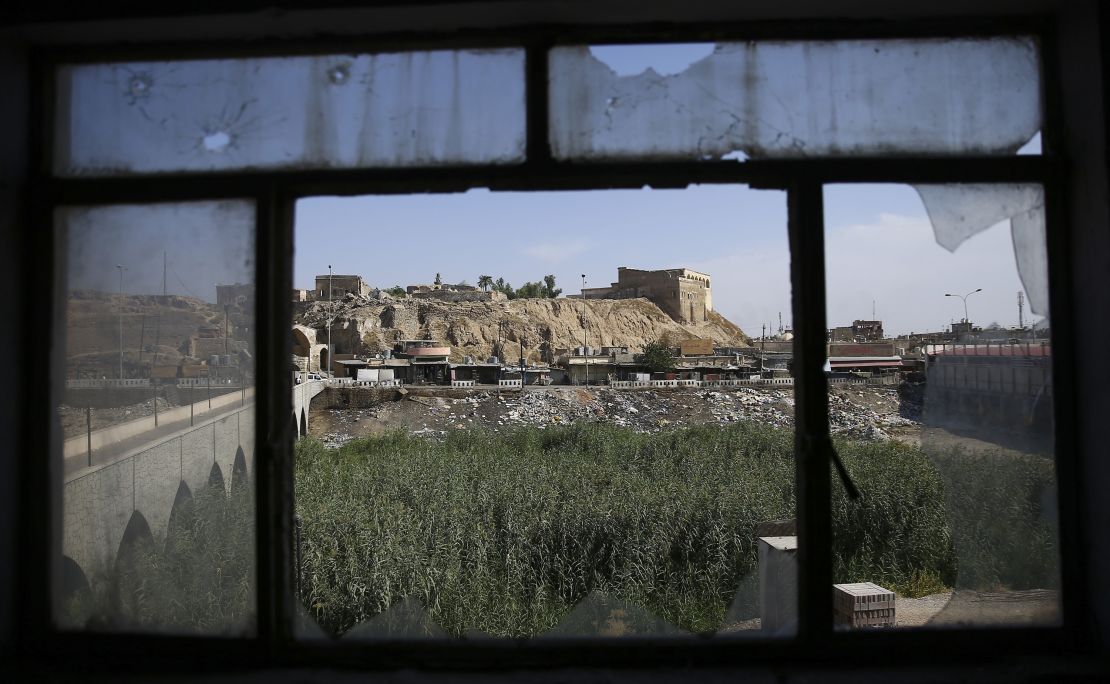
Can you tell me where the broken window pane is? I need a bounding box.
[55,201,257,635]
[551,39,1041,160]
[55,49,525,175]
[823,184,1059,630]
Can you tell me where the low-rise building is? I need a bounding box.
[394,339,451,385]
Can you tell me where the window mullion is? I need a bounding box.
[788,177,833,643]
[254,187,296,654]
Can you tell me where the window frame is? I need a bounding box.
[19,14,1089,672]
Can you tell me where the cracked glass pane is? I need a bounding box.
[551,39,1041,160]
[54,201,257,635]
[824,184,1058,630]
[55,50,525,175]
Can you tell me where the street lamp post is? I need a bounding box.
[944,288,982,341]
[327,265,333,379]
[580,274,587,386]
[116,264,126,379]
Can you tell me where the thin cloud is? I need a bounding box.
[523,239,591,263]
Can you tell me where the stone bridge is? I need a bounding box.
[62,380,326,594]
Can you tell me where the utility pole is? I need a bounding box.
[152,314,161,377]
[224,304,230,355]
[581,274,588,386]
[163,250,167,297]
[116,264,126,379]
[778,311,783,335]
[1017,291,1025,329]
[327,264,333,379]
[761,324,766,373]
[138,314,146,369]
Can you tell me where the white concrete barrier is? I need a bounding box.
[499,379,523,387]
[451,380,476,387]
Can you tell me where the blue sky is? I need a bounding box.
[294,182,1038,338]
[66,42,1043,338]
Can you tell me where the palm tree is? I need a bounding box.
[478,275,493,292]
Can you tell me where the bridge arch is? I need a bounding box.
[231,446,249,494]
[300,409,307,438]
[208,461,225,491]
[60,554,89,599]
[111,510,155,622]
[165,481,194,551]
[115,510,154,564]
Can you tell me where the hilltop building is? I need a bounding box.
[314,274,370,299]
[580,267,713,324]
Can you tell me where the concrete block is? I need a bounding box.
[758,535,797,635]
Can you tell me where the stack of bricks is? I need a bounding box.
[833,582,896,628]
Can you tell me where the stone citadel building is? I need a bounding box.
[580,267,712,324]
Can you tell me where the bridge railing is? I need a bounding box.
[64,386,255,464]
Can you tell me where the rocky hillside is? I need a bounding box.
[295,293,750,363]
[66,291,231,377]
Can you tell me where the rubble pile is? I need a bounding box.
[310,385,925,445]
[827,388,921,441]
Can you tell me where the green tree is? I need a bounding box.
[478,275,493,292]
[493,278,516,299]
[515,281,544,299]
[385,285,406,297]
[639,339,675,374]
[542,274,562,298]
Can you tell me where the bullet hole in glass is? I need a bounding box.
[202,130,232,153]
[327,64,351,85]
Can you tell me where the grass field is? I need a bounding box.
[296,422,1056,638]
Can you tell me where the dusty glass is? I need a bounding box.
[55,201,257,635]
[55,49,526,175]
[550,39,1041,160]
[823,183,1059,630]
[290,187,799,639]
